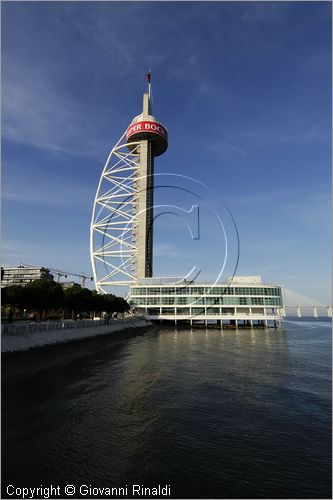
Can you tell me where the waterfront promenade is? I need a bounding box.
[1,317,151,353]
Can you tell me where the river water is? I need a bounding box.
[2,319,331,499]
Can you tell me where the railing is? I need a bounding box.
[145,312,281,319]
[1,319,114,336]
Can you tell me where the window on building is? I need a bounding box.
[147,308,159,315]
[191,307,205,315]
[161,297,175,305]
[176,308,190,315]
[161,308,174,315]
[221,308,234,315]
[251,297,264,305]
[176,297,187,305]
[206,308,220,315]
[206,297,220,305]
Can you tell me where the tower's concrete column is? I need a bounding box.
[136,141,154,278]
[136,93,154,278]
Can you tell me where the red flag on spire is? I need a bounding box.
[147,72,151,84]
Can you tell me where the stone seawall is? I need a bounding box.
[1,317,152,354]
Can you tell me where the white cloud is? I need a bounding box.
[239,123,330,148]
[241,2,287,24]
[257,264,284,273]
[3,177,94,210]
[2,239,92,276]
[206,140,248,158]
[2,64,109,158]
[284,192,331,231]
[226,188,330,210]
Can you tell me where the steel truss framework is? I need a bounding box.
[90,132,142,294]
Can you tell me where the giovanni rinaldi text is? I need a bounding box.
[6,484,172,498]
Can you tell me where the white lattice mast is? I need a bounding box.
[90,73,168,294]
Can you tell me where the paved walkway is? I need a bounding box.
[1,317,151,353]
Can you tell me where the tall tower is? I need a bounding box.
[126,75,168,277]
[90,74,168,293]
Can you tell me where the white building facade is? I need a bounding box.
[1,266,54,287]
[129,276,283,328]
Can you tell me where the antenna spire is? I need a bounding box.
[147,70,151,100]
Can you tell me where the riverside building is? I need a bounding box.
[1,266,54,287]
[129,276,283,328]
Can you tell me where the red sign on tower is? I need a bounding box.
[126,121,167,141]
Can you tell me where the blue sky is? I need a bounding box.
[2,1,331,303]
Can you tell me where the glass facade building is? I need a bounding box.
[129,276,283,327]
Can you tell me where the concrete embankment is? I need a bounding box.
[1,317,152,354]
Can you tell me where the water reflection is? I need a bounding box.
[2,322,331,499]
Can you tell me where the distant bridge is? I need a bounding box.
[281,287,332,318]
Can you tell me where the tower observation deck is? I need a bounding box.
[90,74,168,293]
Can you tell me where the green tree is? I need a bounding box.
[116,297,130,313]
[2,286,27,322]
[2,283,129,322]
[90,291,105,315]
[25,280,64,320]
[64,287,93,319]
[102,294,117,314]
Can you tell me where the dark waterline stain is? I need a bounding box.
[2,320,332,498]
